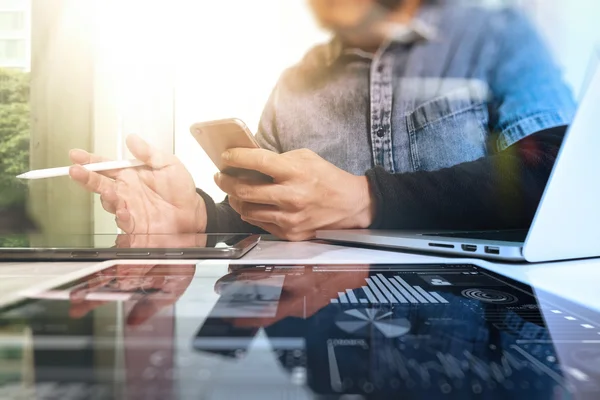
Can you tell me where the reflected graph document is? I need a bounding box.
[330,272,451,305]
[210,275,286,318]
[305,264,600,398]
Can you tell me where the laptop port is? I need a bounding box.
[429,243,455,249]
[461,244,477,252]
[485,246,500,255]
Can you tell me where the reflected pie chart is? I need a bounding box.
[335,309,411,339]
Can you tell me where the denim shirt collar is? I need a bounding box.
[323,6,440,67]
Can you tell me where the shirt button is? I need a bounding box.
[376,128,385,138]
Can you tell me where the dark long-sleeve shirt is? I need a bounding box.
[197,125,567,234]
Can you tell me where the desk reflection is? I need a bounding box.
[1,263,599,399]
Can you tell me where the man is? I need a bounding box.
[69,0,575,241]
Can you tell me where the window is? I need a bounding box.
[0,11,24,31]
[173,0,327,201]
[0,0,27,10]
[0,39,25,61]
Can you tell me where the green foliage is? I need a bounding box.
[0,69,30,208]
[0,69,29,104]
[0,346,22,360]
[0,234,29,247]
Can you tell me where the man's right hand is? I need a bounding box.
[69,134,207,234]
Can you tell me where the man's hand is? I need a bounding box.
[215,148,376,241]
[69,134,206,234]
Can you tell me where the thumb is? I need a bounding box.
[126,134,178,169]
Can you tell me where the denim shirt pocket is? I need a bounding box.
[406,86,489,172]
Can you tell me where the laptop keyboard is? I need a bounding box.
[425,229,528,243]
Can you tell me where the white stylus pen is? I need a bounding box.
[17,159,146,180]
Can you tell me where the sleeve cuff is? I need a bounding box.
[497,110,575,151]
[196,188,218,233]
[365,168,387,230]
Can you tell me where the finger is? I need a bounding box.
[126,134,180,169]
[100,188,118,214]
[69,149,110,165]
[221,148,295,180]
[229,198,282,224]
[69,277,114,302]
[69,301,108,319]
[116,207,136,235]
[114,233,133,248]
[69,149,119,179]
[127,298,161,326]
[115,175,145,234]
[69,165,116,195]
[244,219,313,241]
[127,291,182,326]
[242,219,284,237]
[214,173,283,205]
[114,181,136,234]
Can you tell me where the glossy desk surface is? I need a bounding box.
[1,240,600,399]
[2,240,599,312]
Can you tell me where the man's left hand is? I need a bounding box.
[214,148,376,241]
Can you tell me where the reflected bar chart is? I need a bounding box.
[330,274,449,305]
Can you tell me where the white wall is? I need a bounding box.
[172,0,328,201]
[522,0,600,99]
[92,0,177,232]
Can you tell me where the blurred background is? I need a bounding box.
[0,0,598,238]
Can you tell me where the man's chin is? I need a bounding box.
[314,5,393,37]
[314,17,361,33]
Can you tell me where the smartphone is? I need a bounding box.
[190,118,270,180]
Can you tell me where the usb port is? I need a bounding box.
[461,244,477,252]
[485,246,500,255]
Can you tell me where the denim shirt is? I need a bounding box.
[254,5,576,176]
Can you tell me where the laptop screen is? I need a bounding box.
[579,45,600,101]
[0,262,598,398]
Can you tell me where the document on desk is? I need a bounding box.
[0,261,108,309]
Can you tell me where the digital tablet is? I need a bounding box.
[0,233,260,260]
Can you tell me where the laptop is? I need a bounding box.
[317,63,600,263]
